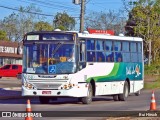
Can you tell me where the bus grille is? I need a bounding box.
[33,83,62,90]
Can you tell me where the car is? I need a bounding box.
[0,64,22,78]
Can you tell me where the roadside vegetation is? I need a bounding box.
[144,64,160,89]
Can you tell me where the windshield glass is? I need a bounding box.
[23,43,76,74]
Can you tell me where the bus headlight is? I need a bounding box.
[23,82,34,89]
[63,83,76,89]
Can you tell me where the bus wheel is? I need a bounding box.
[135,90,141,96]
[81,83,93,104]
[39,96,50,104]
[113,95,119,101]
[118,81,129,101]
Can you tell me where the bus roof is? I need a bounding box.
[25,30,143,42]
[25,31,77,35]
[77,33,143,42]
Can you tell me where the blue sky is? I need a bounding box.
[0,0,128,30]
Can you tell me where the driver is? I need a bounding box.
[49,59,54,65]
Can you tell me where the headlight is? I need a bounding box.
[23,82,34,89]
[63,83,76,89]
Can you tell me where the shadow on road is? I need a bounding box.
[0,90,113,105]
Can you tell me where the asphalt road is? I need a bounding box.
[0,89,160,110]
[0,89,160,120]
[0,77,21,88]
[0,77,160,120]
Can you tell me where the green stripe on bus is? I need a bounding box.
[86,63,143,82]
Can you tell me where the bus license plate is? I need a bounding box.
[42,91,51,94]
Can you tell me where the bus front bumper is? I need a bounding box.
[22,84,88,97]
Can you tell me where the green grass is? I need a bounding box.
[144,79,160,89]
[144,64,160,89]
[144,64,160,75]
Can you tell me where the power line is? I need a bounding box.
[0,5,80,18]
[18,0,80,16]
[0,5,53,16]
[27,0,79,13]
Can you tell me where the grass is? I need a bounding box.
[144,78,160,89]
[144,64,160,89]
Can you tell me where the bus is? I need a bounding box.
[22,30,144,104]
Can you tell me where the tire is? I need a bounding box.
[39,96,50,104]
[135,90,141,96]
[81,83,93,104]
[113,95,119,101]
[118,81,129,101]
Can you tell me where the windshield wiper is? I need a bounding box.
[52,42,63,56]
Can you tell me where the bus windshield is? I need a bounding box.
[23,43,76,74]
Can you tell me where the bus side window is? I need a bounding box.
[115,52,122,62]
[87,52,95,62]
[87,39,95,50]
[97,52,105,62]
[106,52,114,62]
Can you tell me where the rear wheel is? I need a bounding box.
[81,83,93,104]
[39,96,50,104]
[135,90,141,96]
[113,95,119,101]
[118,81,129,101]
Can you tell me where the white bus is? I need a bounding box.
[22,30,144,104]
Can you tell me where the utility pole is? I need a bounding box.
[80,0,85,33]
[148,16,151,66]
[73,0,85,33]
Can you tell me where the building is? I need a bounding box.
[0,41,23,67]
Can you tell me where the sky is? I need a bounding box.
[0,0,128,30]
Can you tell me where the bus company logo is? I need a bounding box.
[135,64,141,77]
[126,64,141,77]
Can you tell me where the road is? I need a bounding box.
[0,77,21,88]
[0,89,160,111]
[0,77,160,120]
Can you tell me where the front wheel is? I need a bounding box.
[81,83,93,104]
[118,81,129,101]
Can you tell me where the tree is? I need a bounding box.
[125,0,160,65]
[0,4,44,41]
[34,21,53,31]
[18,4,44,40]
[0,13,18,41]
[53,12,76,31]
[0,30,9,41]
[85,10,126,35]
